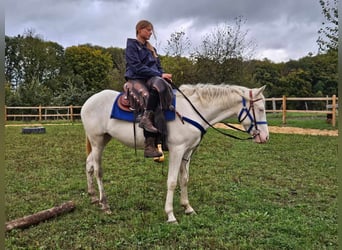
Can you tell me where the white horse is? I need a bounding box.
[81,83,269,223]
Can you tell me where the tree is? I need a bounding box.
[104,47,126,90]
[51,75,92,106]
[292,50,337,96]
[64,45,113,92]
[317,0,338,52]
[284,69,313,97]
[5,35,24,89]
[192,17,256,84]
[252,59,284,97]
[194,17,255,63]
[16,78,53,106]
[5,31,64,90]
[164,30,191,57]
[5,31,65,106]
[4,82,19,106]
[160,55,196,86]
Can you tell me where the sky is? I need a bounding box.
[5,0,325,63]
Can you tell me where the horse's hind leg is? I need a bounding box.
[86,153,97,204]
[86,135,112,214]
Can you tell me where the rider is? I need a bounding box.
[125,20,173,158]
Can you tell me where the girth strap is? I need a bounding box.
[182,117,206,137]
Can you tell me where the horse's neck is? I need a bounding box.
[182,90,240,125]
[201,102,237,125]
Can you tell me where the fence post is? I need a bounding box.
[4,105,7,121]
[70,105,74,122]
[332,95,336,127]
[282,95,287,124]
[39,105,42,122]
[272,98,276,113]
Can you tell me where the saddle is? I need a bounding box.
[115,77,175,151]
[118,80,149,113]
[119,77,174,113]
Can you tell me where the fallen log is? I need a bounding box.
[5,200,75,232]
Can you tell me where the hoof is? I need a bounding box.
[104,208,112,215]
[183,205,196,215]
[185,210,196,215]
[91,197,99,204]
[100,203,112,214]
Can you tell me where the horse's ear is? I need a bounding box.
[256,85,266,96]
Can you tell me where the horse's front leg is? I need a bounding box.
[179,156,196,215]
[165,152,182,223]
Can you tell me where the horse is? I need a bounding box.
[80,83,269,223]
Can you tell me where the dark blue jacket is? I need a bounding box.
[125,38,164,80]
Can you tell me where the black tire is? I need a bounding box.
[22,127,46,134]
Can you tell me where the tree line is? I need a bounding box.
[5,2,337,109]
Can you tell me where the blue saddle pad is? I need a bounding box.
[110,93,176,122]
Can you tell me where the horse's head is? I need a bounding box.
[236,86,269,143]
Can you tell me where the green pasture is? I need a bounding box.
[265,112,338,129]
[5,123,337,249]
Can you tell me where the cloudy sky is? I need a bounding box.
[5,0,325,63]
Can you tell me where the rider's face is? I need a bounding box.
[138,26,153,41]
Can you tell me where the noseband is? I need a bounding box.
[238,90,268,137]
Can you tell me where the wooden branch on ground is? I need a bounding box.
[5,200,75,232]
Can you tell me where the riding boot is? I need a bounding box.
[144,137,162,158]
[139,110,158,133]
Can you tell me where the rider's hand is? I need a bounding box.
[162,73,172,82]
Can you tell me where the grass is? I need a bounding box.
[5,123,337,249]
[265,113,338,129]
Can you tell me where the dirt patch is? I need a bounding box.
[6,123,338,137]
[214,123,338,137]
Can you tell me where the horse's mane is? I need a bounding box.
[178,83,248,107]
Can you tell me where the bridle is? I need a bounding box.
[172,82,267,140]
[237,90,268,138]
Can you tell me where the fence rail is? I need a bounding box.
[4,95,338,127]
[5,105,82,122]
[265,95,338,127]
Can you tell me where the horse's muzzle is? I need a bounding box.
[252,130,269,143]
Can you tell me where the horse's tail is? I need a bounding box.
[86,135,92,156]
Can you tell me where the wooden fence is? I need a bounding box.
[4,105,82,122]
[265,95,338,127]
[4,95,338,127]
